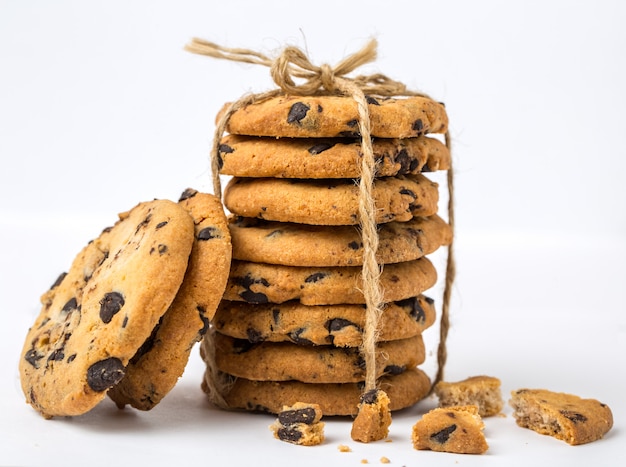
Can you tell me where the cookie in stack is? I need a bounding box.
[200,94,452,416]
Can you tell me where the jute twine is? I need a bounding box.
[185,38,455,407]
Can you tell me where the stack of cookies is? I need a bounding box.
[200,94,452,416]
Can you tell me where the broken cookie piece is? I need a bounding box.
[434,375,503,417]
[270,402,325,446]
[351,388,392,443]
[509,389,613,445]
[412,405,488,454]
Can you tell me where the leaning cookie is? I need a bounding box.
[205,367,431,416]
[509,389,613,445]
[211,333,425,383]
[218,134,450,179]
[20,199,195,418]
[224,174,439,225]
[223,258,436,305]
[220,94,448,138]
[213,295,436,347]
[108,189,232,410]
[229,214,452,267]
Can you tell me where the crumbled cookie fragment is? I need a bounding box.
[351,389,392,443]
[337,444,352,452]
[412,405,488,454]
[270,402,325,446]
[434,375,503,417]
[509,389,613,445]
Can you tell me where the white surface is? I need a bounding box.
[1,1,625,465]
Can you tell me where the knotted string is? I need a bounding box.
[185,37,454,405]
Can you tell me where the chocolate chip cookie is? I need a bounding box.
[108,189,232,410]
[218,134,450,179]
[20,199,195,418]
[223,258,436,305]
[228,214,452,267]
[224,174,439,225]
[220,94,448,138]
[213,295,436,347]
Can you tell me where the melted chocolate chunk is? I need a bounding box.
[308,142,335,155]
[179,188,198,201]
[279,407,317,425]
[198,227,220,241]
[561,411,588,423]
[87,358,125,392]
[277,426,303,443]
[99,291,125,324]
[304,272,328,283]
[431,424,457,444]
[287,102,310,124]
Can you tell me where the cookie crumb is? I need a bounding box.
[361,460,369,464]
[338,444,352,452]
[380,456,391,464]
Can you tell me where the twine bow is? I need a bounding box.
[186,38,454,405]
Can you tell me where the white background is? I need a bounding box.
[1,1,624,465]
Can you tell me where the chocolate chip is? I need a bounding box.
[308,142,335,155]
[348,241,361,250]
[66,354,77,363]
[50,272,67,290]
[424,296,434,305]
[62,297,78,314]
[561,411,588,423]
[246,328,265,343]
[179,188,198,201]
[326,318,361,333]
[394,149,412,174]
[279,407,317,425]
[130,320,161,364]
[198,306,210,336]
[277,426,303,443]
[272,308,280,324]
[157,244,168,255]
[234,274,270,304]
[135,214,152,234]
[431,424,457,444]
[346,119,358,127]
[219,144,234,154]
[232,338,255,354]
[304,272,328,283]
[360,388,379,404]
[412,119,424,132]
[87,358,125,392]
[287,102,310,124]
[288,328,314,346]
[384,365,405,375]
[99,291,125,324]
[398,297,426,323]
[400,188,417,199]
[421,163,432,172]
[198,227,220,241]
[24,349,44,369]
[47,349,65,362]
[365,96,380,105]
